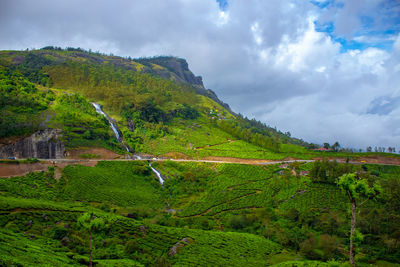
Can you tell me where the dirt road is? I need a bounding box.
[1,154,399,178]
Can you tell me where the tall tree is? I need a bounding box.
[332,141,340,152]
[336,173,381,266]
[323,142,330,149]
[77,212,106,267]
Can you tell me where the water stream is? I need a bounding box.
[149,163,164,185]
[91,103,122,141]
[91,102,164,185]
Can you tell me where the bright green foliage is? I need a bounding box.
[0,49,320,159]
[0,229,80,266]
[1,47,400,266]
[14,52,53,86]
[43,59,199,115]
[0,161,400,265]
[337,173,382,200]
[60,161,166,209]
[0,195,282,266]
[272,260,334,266]
[77,212,106,233]
[337,172,382,266]
[0,170,59,200]
[49,93,120,149]
[0,67,52,137]
[217,119,280,152]
[171,230,280,266]
[310,159,356,184]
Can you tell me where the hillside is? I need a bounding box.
[0,47,318,161]
[1,159,400,266]
[1,47,400,266]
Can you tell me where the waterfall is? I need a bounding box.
[91,102,164,185]
[149,162,164,185]
[91,103,122,141]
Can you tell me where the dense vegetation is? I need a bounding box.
[0,162,283,266]
[0,67,52,138]
[0,48,323,159]
[1,160,399,265]
[152,161,400,265]
[1,48,400,266]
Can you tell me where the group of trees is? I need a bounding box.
[235,114,310,147]
[43,59,200,115]
[217,119,280,152]
[322,142,341,151]
[309,159,354,183]
[366,146,397,153]
[337,173,381,266]
[0,67,52,138]
[309,159,389,266]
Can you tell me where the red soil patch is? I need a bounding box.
[0,160,98,178]
[313,156,400,166]
[66,147,122,160]
[162,152,192,160]
[0,162,51,177]
[201,156,274,164]
[355,156,400,165]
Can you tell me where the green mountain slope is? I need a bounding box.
[1,160,399,265]
[0,47,314,160]
[1,47,400,266]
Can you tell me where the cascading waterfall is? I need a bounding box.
[91,102,164,185]
[149,163,164,185]
[91,103,130,152]
[91,103,122,141]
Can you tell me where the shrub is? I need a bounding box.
[124,239,140,255]
[300,234,339,261]
[53,226,68,240]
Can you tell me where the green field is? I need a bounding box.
[1,158,400,265]
[1,48,400,266]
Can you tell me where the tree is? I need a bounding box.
[77,212,106,267]
[332,141,340,152]
[323,143,330,149]
[336,173,381,266]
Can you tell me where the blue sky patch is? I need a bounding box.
[216,0,228,11]
[309,0,334,9]
[312,0,399,52]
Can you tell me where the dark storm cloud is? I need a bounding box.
[0,0,399,149]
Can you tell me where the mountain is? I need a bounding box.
[0,47,312,160]
[1,47,400,266]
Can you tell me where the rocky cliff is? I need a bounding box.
[136,56,233,113]
[0,129,65,159]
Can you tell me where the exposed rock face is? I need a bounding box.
[158,57,204,86]
[168,237,194,257]
[0,129,65,159]
[137,56,234,113]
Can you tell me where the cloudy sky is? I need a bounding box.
[1,0,399,149]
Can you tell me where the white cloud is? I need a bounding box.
[271,16,340,72]
[0,0,399,149]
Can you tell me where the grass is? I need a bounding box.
[0,194,282,267]
[78,153,101,159]
[0,170,60,201]
[1,160,399,265]
[0,229,80,266]
[60,161,167,209]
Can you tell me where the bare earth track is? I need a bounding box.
[1,149,399,178]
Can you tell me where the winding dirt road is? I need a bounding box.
[1,153,399,178]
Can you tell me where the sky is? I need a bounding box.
[0,0,399,150]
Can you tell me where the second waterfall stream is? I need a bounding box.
[91,102,165,185]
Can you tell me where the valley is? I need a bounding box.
[1,47,400,266]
